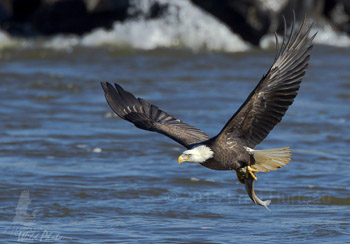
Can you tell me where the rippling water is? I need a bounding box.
[0,45,349,243]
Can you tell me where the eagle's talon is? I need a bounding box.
[246,166,258,181]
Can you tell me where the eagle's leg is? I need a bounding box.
[246,166,258,181]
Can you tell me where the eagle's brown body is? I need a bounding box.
[198,137,251,170]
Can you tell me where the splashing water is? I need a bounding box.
[80,0,249,51]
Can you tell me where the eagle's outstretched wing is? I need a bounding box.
[217,17,316,148]
[101,82,210,148]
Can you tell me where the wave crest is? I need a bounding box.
[80,0,249,52]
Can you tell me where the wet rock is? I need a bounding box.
[323,0,350,34]
[190,0,350,45]
[32,0,89,35]
[0,0,42,35]
[190,0,321,45]
[0,0,130,36]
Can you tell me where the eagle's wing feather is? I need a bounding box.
[101,82,210,148]
[217,17,316,148]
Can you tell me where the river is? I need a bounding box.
[0,5,350,243]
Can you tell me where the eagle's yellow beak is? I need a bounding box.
[178,154,190,164]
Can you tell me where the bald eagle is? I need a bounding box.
[101,17,316,209]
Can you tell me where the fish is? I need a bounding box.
[244,175,271,211]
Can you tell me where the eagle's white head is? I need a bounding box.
[178,145,214,164]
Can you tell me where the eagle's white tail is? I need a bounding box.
[248,147,292,172]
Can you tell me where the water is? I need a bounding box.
[0,43,349,243]
[0,0,350,241]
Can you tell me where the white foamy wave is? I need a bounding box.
[0,30,19,49]
[259,33,280,50]
[312,24,350,47]
[259,22,350,50]
[80,0,249,52]
[43,35,80,50]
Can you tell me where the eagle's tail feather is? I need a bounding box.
[250,147,292,172]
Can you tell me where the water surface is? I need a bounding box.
[0,45,349,243]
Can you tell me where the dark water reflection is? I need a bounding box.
[0,46,349,243]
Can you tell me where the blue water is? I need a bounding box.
[0,45,349,243]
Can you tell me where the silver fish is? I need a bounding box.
[244,175,271,211]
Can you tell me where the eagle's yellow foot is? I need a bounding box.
[235,170,245,184]
[246,166,259,181]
